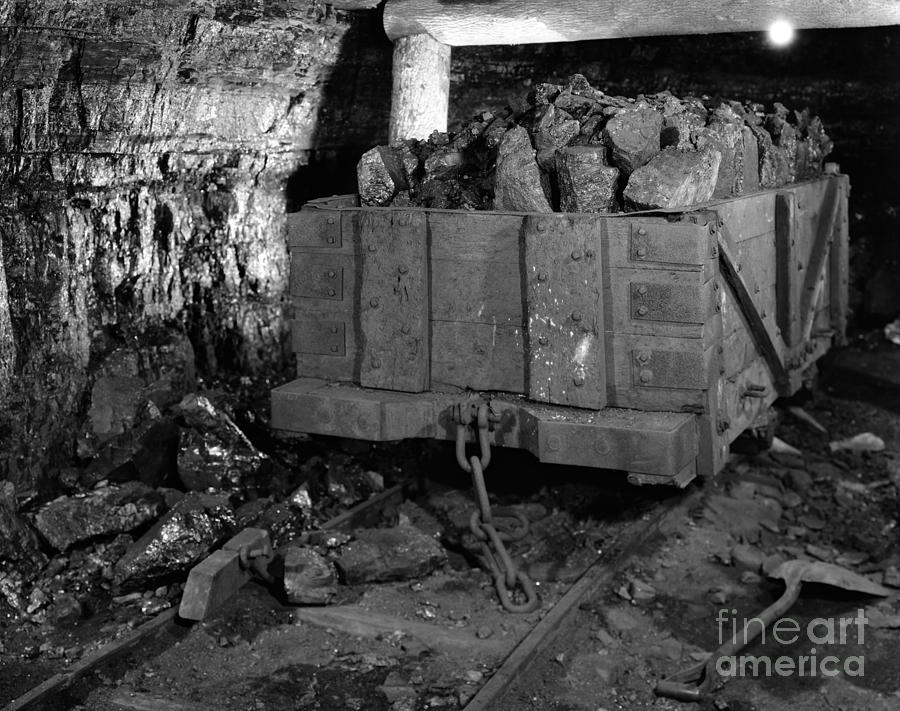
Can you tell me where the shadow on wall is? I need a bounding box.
[284,10,393,211]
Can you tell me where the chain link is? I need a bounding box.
[454,401,539,614]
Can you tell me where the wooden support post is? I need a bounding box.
[389,33,451,142]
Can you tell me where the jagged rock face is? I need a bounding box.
[0,1,392,491]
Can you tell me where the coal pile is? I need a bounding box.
[358,74,832,212]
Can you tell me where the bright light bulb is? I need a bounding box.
[768,19,795,47]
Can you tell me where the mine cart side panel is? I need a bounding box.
[696,174,850,476]
[279,176,849,481]
[288,204,719,412]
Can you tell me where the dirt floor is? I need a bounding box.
[6,340,900,711]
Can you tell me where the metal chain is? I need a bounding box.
[455,402,539,614]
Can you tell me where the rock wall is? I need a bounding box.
[0,0,392,492]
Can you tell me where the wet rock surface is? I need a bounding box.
[31,482,165,552]
[358,74,832,214]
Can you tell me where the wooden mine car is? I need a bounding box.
[271,173,848,485]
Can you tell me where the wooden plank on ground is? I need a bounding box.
[359,210,430,392]
[524,214,606,409]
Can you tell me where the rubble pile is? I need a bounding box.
[358,74,832,212]
[0,338,396,674]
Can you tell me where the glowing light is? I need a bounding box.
[768,19,795,47]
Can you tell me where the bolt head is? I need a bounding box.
[637,285,648,295]
[639,369,652,383]
[637,351,651,364]
[538,335,548,346]
[401,325,411,335]
[571,311,582,322]
[547,435,562,452]
[330,326,338,334]
[536,220,547,232]
[329,345,338,353]
[370,298,379,307]
[636,247,648,258]
[573,375,585,387]
[327,270,336,279]
[327,216,336,225]
[537,271,548,282]
[326,237,335,244]
[638,227,647,236]
[327,288,336,297]
[585,249,595,258]
[571,250,582,261]
[370,357,382,369]
[367,244,377,252]
[637,305,648,316]
[398,265,409,274]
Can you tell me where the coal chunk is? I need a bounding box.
[741,126,761,193]
[335,524,447,584]
[624,147,722,210]
[357,145,410,206]
[32,481,165,551]
[532,104,580,170]
[493,126,552,213]
[257,501,310,548]
[555,146,619,213]
[602,107,663,175]
[114,492,235,588]
[694,105,745,198]
[749,124,791,189]
[177,394,270,492]
[283,546,337,605]
[659,95,706,151]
